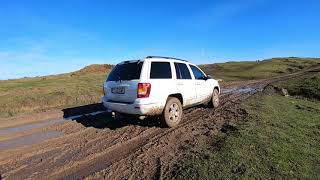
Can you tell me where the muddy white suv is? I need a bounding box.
[102,56,220,127]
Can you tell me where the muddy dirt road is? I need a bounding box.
[0,70,316,180]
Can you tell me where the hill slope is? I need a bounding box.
[0,58,319,118]
[71,64,113,76]
[200,57,320,81]
[0,65,112,118]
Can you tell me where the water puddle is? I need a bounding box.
[222,87,258,94]
[0,130,63,151]
[0,119,65,136]
[64,111,107,121]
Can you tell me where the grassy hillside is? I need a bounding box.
[0,58,319,118]
[0,66,110,118]
[200,57,320,81]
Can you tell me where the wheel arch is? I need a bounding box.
[167,93,183,106]
[214,86,220,94]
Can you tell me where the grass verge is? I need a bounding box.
[275,72,320,100]
[172,95,320,179]
[0,73,106,118]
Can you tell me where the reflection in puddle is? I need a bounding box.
[222,87,257,94]
[0,131,63,151]
[0,119,65,136]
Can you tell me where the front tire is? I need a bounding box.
[162,97,183,128]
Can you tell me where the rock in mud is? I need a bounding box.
[280,88,290,97]
[265,85,290,97]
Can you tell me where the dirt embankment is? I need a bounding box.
[0,69,318,180]
[72,64,113,76]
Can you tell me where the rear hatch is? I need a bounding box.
[104,61,144,103]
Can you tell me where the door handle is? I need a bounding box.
[177,82,184,86]
[196,82,201,85]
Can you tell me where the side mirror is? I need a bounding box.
[207,75,212,79]
[201,76,210,81]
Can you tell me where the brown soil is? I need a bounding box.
[72,64,113,76]
[0,70,316,180]
[0,110,62,129]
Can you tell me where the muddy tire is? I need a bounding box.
[162,97,183,128]
[209,89,219,108]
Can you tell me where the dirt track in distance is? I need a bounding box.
[0,68,318,180]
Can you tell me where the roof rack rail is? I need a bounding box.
[146,56,188,62]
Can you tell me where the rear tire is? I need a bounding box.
[162,97,183,128]
[209,89,219,108]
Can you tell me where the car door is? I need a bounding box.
[148,61,175,106]
[189,64,212,103]
[174,62,196,106]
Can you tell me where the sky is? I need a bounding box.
[0,0,320,79]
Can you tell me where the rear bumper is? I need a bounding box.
[101,96,164,116]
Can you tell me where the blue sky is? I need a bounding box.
[0,0,319,79]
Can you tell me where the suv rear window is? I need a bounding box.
[174,63,192,79]
[107,61,143,81]
[150,62,172,79]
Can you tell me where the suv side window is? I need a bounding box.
[190,65,206,80]
[150,62,172,79]
[174,63,192,79]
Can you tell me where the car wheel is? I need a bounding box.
[162,97,183,128]
[210,89,219,108]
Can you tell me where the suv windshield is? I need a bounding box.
[107,61,143,81]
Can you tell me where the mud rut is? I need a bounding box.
[0,71,314,180]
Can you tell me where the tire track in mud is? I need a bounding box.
[0,125,159,179]
[50,128,162,179]
[49,104,216,179]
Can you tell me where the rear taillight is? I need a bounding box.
[138,83,151,98]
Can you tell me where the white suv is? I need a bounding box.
[102,56,220,127]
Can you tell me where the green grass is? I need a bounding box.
[173,95,320,179]
[200,57,320,81]
[0,73,107,118]
[275,72,320,100]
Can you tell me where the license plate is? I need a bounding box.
[111,87,125,94]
